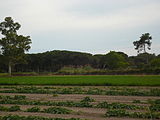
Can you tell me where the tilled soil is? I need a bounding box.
[0,86,159,120]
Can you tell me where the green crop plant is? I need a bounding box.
[26,106,41,112]
[0,106,8,111]
[0,86,160,96]
[105,109,129,117]
[105,109,160,119]
[96,101,144,110]
[132,100,141,103]
[149,104,160,112]
[80,96,95,102]
[0,115,81,120]
[0,95,26,100]
[43,107,72,114]
[0,105,20,112]
[8,105,21,111]
[53,94,58,97]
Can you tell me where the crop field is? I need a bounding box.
[0,84,160,120]
[0,75,160,86]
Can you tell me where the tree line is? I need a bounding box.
[0,17,160,75]
[0,50,160,74]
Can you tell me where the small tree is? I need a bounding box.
[0,17,31,75]
[133,33,152,54]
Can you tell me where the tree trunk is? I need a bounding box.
[9,61,12,76]
[144,44,146,53]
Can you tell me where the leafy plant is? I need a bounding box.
[80,96,95,102]
[26,106,41,112]
[43,107,72,114]
[132,100,141,103]
[0,115,81,120]
[8,105,20,111]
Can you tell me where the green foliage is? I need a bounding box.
[0,75,160,86]
[105,109,160,119]
[0,85,160,97]
[26,106,41,112]
[0,105,20,112]
[132,100,141,103]
[80,96,95,102]
[105,109,129,117]
[150,58,160,68]
[0,115,81,120]
[0,95,26,100]
[0,17,31,75]
[133,33,152,53]
[149,104,160,112]
[0,106,8,111]
[43,107,72,114]
[102,51,129,69]
[96,101,144,110]
[14,95,26,100]
[8,105,20,111]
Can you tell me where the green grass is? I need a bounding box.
[0,75,160,86]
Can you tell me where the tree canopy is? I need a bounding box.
[133,33,152,54]
[0,17,31,75]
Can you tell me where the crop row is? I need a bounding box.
[0,105,159,119]
[0,96,146,110]
[105,109,160,119]
[0,86,160,96]
[0,105,72,114]
[0,115,81,120]
[0,95,26,100]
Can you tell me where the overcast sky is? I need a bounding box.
[0,0,160,56]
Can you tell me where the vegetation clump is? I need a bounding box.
[26,106,41,112]
[0,115,81,120]
[43,107,72,114]
[105,109,160,119]
[0,105,20,112]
